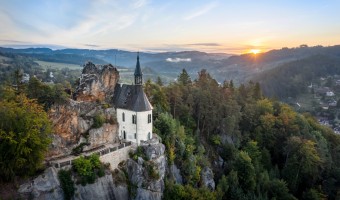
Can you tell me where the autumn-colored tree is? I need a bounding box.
[0,90,52,181]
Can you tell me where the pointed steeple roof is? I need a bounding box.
[134,52,142,76]
[134,52,143,85]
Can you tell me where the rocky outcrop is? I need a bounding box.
[74,174,128,200]
[74,62,119,102]
[125,138,167,200]
[169,164,183,184]
[141,139,165,160]
[200,167,215,190]
[18,167,63,200]
[47,63,119,157]
[48,101,118,156]
[19,167,129,200]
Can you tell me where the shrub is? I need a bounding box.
[89,154,101,169]
[58,170,75,200]
[97,167,105,177]
[72,155,106,185]
[130,146,148,161]
[92,114,105,128]
[71,142,89,155]
[210,134,222,146]
[146,162,160,180]
[73,156,93,177]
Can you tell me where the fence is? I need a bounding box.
[51,141,132,169]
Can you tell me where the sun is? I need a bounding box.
[250,49,261,54]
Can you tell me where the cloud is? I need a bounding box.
[0,39,30,44]
[83,44,100,47]
[132,0,148,9]
[187,43,221,46]
[166,58,192,63]
[184,2,217,20]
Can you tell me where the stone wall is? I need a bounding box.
[100,144,134,170]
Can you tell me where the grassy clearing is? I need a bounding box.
[35,60,82,70]
[295,93,316,111]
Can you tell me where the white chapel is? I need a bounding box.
[114,53,153,145]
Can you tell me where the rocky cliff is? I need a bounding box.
[48,62,119,157]
[19,139,167,200]
[124,139,166,200]
[18,167,129,200]
[73,62,119,102]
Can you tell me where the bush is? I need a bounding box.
[72,154,105,185]
[146,162,160,180]
[92,114,105,128]
[97,167,105,177]
[73,156,93,177]
[210,134,222,146]
[71,142,89,155]
[58,170,75,200]
[130,146,148,161]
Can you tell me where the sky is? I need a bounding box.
[0,0,340,54]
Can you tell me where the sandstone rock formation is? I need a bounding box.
[74,62,119,102]
[47,62,119,157]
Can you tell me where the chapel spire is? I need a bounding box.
[134,52,143,85]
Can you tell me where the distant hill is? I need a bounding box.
[214,45,340,84]
[1,45,340,84]
[251,54,340,98]
[0,47,231,67]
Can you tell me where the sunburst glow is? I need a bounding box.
[250,49,261,54]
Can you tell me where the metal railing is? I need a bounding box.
[51,141,132,168]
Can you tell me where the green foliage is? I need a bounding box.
[211,134,222,146]
[129,146,148,161]
[72,154,103,185]
[73,156,93,177]
[254,54,340,98]
[92,114,105,128]
[266,179,297,200]
[144,79,170,115]
[26,77,70,110]
[302,188,327,200]
[216,175,229,200]
[72,142,89,155]
[58,170,75,200]
[0,92,52,181]
[164,181,217,200]
[150,69,340,199]
[146,161,160,180]
[234,151,256,191]
[178,69,192,86]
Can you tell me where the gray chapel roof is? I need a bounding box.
[113,84,152,111]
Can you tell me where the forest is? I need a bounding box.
[0,67,340,199]
[146,69,340,199]
[253,54,340,99]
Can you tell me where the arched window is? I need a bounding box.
[132,115,136,124]
[123,131,126,139]
[148,132,151,140]
[122,112,125,122]
[148,114,152,123]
